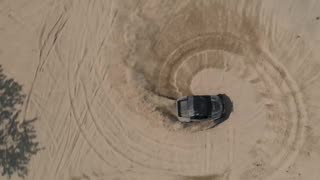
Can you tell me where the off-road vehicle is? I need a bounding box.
[176,95,225,122]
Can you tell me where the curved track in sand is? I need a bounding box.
[3,0,319,180]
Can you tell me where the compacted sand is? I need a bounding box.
[1,0,320,180]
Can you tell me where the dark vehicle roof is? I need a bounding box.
[177,95,224,121]
[188,96,212,118]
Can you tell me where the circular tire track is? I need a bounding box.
[155,33,307,179]
[24,1,313,180]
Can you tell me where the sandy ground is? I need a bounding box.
[1,0,320,179]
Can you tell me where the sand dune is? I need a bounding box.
[1,0,320,180]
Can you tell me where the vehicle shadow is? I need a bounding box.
[210,94,234,129]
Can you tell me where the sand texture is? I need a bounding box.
[1,0,320,180]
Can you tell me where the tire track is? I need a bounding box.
[66,58,118,170]
[152,31,306,179]
[85,73,198,169]
[23,1,314,179]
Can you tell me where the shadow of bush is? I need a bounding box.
[0,65,41,178]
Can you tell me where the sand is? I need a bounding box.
[1,0,320,179]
